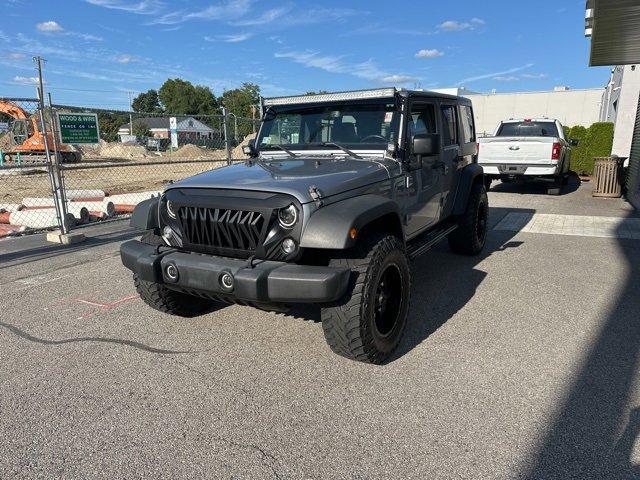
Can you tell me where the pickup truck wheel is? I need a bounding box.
[321,234,411,364]
[134,231,215,316]
[448,182,488,256]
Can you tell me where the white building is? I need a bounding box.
[433,87,605,136]
[600,64,640,160]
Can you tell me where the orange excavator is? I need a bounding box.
[0,99,80,163]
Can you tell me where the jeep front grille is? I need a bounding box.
[178,206,265,254]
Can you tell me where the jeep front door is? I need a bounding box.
[405,101,442,237]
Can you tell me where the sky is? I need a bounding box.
[0,0,611,111]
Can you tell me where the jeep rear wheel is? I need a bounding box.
[448,182,488,255]
[321,234,411,364]
[134,231,215,317]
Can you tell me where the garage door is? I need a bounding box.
[627,92,640,209]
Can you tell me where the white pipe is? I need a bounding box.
[9,210,76,229]
[65,189,106,200]
[22,197,57,208]
[77,200,115,217]
[0,203,24,213]
[107,191,162,204]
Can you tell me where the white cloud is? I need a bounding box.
[85,0,165,15]
[274,50,418,85]
[438,18,485,32]
[493,76,519,82]
[231,6,291,26]
[114,54,140,63]
[8,52,26,60]
[150,0,252,25]
[36,21,63,32]
[415,49,444,58]
[35,20,102,41]
[521,73,548,79]
[12,75,41,85]
[456,63,534,85]
[204,32,253,43]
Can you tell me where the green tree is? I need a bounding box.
[304,90,329,95]
[158,78,219,115]
[132,89,162,113]
[97,111,128,142]
[132,119,152,138]
[221,82,260,118]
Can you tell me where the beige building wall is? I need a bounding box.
[463,89,604,136]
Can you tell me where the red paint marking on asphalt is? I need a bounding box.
[78,294,139,319]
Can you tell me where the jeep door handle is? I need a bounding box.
[431,161,449,175]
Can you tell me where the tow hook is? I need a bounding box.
[309,185,324,207]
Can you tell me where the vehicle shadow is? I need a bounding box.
[287,206,532,362]
[525,213,640,479]
[490,172,582,196]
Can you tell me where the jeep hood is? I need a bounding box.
[167,157,399,203]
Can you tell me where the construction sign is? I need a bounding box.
[56,113,100,144]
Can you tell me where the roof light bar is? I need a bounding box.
[263,88,397,106]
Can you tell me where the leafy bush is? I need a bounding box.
[565,122,614,175]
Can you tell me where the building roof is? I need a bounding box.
[586,0,640,66]
[119,116,217,132]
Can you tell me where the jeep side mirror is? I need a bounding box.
[412,133,439,156]
[569,138,579,146]
[242,139,257,157]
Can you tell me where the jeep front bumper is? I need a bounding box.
[120,240,351,304]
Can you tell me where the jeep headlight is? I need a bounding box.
[166,199,177,219]
[277,204,298,229]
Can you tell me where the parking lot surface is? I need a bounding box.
[1,178,639,479]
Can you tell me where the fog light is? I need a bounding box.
[282,238,296,254]
[219,271,234,291]
[165,263,179,281]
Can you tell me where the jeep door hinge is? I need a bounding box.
[308,185,324,207]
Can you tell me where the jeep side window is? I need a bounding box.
[408,103,437,138]
[440,105,458,146]
[459,105,475,144]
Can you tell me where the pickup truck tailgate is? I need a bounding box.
[479,136,555,165]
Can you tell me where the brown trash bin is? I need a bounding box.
[592,157,623,198]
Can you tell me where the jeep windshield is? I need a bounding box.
[257,100,400,154]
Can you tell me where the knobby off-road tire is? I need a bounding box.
[133,231,214,316]
[321,234,411,364]
[448,182,489,256]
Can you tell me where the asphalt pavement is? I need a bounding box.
[1,177,639,479]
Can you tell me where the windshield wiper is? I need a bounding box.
[264,145,298,158]
[320,142,362,159]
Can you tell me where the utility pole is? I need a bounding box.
[34,55,68,234]
[128,91,133,135]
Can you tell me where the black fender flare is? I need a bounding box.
[452,163,484,215]
[130,196,159,230]
[300,195,403,250]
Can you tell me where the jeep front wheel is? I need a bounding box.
[321,234,411,364]
[134,231,216,317]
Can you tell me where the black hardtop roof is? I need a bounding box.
[263,87,472,107]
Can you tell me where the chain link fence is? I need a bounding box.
[0,98,258,239]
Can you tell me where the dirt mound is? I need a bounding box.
[173,144,208,159]
[232,133,256,159]
[0,132,11,151]
[99,142,154,159]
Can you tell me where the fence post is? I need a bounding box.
[222,106,232,165]
[34,56,68,235]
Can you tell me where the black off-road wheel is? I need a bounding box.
[448,182,489,256]
[134,231,215,316]
[321,234,411,364]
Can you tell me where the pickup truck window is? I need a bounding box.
[440,105,458,146]
[497,121,559,137]
[258,102,399,151]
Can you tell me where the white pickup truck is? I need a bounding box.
[478,118,577,195]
